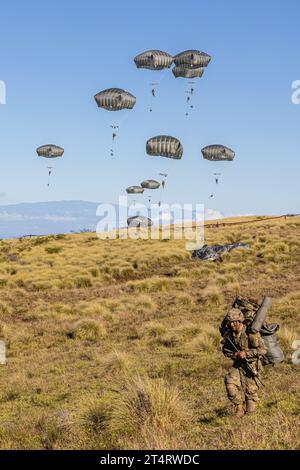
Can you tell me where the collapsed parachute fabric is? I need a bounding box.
[172,66,204,79]
[202,145,235,162]
[146,135,183,160]
[94,88,136,111]
[141,179,160,190]
[134,50,173,70]
[192,243,249,261]
[126,186,144,194]
[127,216,153,228]
[36,145,64,158]
[174,50,211,69]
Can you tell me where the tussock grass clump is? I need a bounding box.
[133,295,157,315]
[35,414,64,450]
[74,276,93,288]
[277,326,299,352]
[81,397,112,435]
[101,351,132,374]
[173,292,194,306]
[142,322,167,338]
[198,285,224,308]
[45,247,63,254]
[127,278,170,293]
[110,375,192,446]
[187,325,220,353]
[68,320,106,342]
[0,301,12,316]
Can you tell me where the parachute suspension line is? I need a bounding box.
[185,81,196,117]
[47,167,53,188]
[158,172,168,208]
[213,173,221,185]
[149,82,158,112]
[147,68,169,113]
[207,173,222,201]
[110,124,119,158]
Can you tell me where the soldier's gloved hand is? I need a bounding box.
[236,351,247,359]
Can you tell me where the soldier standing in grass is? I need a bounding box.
[221,308,267,418]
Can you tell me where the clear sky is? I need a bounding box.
[0,0,299,215]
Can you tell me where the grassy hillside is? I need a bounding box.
[0,216,299,450]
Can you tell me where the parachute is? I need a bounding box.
[94,88,136,111]
[173,50,211,68]
[134,50,173,70]
[172,66,204,79]
[202,144,235,162]
[146,135,183,159]
[126,186,145,194]
[134,50,173,112]
[141,179,160,190]
[36,144,64,187]
[172,64,206,116]
[36,144,64,158]
[127,216,153,228]
[202,146,235,199]
[94,88,136,157]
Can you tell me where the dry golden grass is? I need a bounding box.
[0,215,299,449]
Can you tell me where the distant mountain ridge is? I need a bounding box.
[0,200,225,239]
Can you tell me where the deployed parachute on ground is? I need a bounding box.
[202,144,235,162]
[134,50,173,112]
[36,144,64,187]
[94,88,136,157]
[146,135,183,159]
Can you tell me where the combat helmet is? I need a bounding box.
[226,308,245,323]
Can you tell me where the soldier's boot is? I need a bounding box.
[246,400,256,414]
[234,404,245,418]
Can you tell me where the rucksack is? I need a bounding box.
[220,296,285,365]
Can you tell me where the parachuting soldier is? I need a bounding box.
[221,308,267,418]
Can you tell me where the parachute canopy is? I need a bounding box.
[141,179,160,190]
[172,66,204,79]
[174,50,211,68]
[146,135,183,160]
[127,216,153,228]
[134,50,173,70]
[94,88,136,111]
[126,186,145,194]
[36,145,64,158]
[202,145,235,162]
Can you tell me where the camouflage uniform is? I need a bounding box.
[222,324,267,406]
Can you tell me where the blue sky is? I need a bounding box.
[0,0,299,215]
